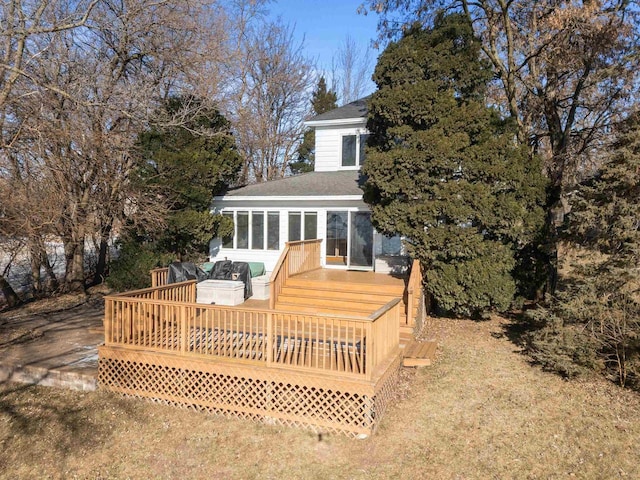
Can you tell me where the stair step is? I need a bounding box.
[286,277,404,295]
[279,285,400,304]
[402,340,437,367]
[399,325,414,335]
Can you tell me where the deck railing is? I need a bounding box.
[368,298,401,369]
[103,281,400,380]
[110,280,196,303]
[150,267,169,288]
[269,239,322,309]
[406,259,422,327]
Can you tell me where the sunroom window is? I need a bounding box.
[236,211,249,249]
[267,212,280,250]
[222,211,280,251]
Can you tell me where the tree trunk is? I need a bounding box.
[63,236,86,294]
[0,273,22,308]
[92,224,111,286]
[41,247,59,293]
[69,240,86,293]
[29,242,42,298]
[541,172,565,297]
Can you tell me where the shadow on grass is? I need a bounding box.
[490,308,538,353]
[0,381,141,476]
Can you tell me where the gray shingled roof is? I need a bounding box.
[221,171,365,197]
[307,97,369,122]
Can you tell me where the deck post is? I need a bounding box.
[365,321,373,381]
[266,311,273,367]
[180,305,187,353]
[104,298,112,344]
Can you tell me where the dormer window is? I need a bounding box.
[341,134,369,167]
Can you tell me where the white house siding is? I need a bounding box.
[314,124,368,172]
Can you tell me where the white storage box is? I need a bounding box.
[374,255,410,275]
[250,274,271,300]
[196,280,245,306]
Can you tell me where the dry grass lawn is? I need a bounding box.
[1,314,639,479]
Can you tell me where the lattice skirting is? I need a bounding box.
[98,346,401,437]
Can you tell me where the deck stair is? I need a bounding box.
[402,340,437,367]
[274,273,406,318]
[272,268,425,348]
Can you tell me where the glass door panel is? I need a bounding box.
[326,211,348,266]
[349,212,373,269]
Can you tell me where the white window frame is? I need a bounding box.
[221,210,280,251]
[287,210,318,242]
[339,132,369,170]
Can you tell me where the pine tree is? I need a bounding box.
[526,113,640,387]
[289,77,338,175]
[362,14,547,317]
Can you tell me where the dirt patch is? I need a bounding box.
[1,314,639,479]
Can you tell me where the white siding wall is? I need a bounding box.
[314,124,368,172]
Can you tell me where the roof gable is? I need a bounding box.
[305,97,369,125]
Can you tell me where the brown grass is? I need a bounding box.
[2,315,639,479]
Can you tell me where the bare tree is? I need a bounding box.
[0,0,239,295]
[0,0,297,301]
[231,20,315,183]
[331,34,374,105]
[0,0,100,302]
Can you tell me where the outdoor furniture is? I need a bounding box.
[196,279,245,306]
[208,260,257,299]
[247,262,266,277]
[250,274,271,300]
[166,262,208,284]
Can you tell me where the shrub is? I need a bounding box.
[106,240,173,292]
[363,14,546,317]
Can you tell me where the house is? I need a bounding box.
[208,98,406,274]
[98,98,432,438]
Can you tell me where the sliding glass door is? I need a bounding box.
[326,211,348,266]
[349,212,373,268]
[325,211,373,269]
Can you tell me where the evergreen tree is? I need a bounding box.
[108,97,241,290]
[362,14,547,317]
[289,77,338,175]
[138,97,241,259]
[526,113,640,388]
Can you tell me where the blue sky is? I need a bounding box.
[267,0,381,95]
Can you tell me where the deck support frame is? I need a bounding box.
[99,345,402,437]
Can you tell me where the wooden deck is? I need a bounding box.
[99,280,403,436]
[103,242,428,437]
